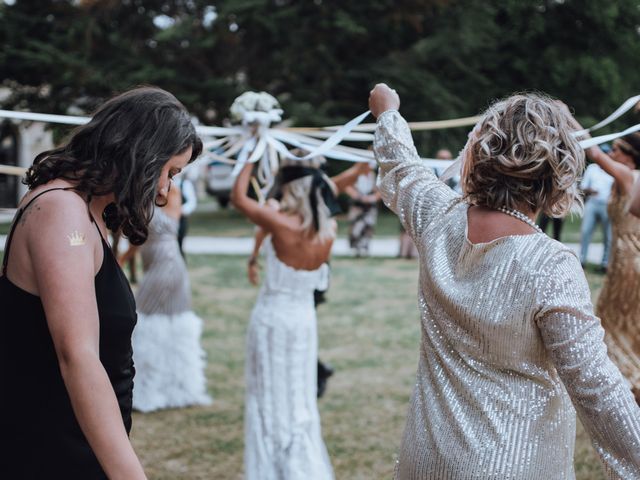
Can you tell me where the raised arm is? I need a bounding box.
[247,198,279,285]
[28,194,146,480]
[558,101,634,195]
[536,251,640,478]
[369,83,456,239]
[331,162,370,193]
[586,146,635,196]
[231,163,293,234]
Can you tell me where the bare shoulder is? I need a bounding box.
[22,188,100,257]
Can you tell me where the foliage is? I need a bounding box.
[1,0,639,154]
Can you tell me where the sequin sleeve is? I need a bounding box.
[536,250,640,479]
[373,110,457,239]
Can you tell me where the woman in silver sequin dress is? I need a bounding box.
[369,84,640,479]
[123,184,211,412]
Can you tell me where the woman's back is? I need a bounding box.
[397,197,584,478]
[374,109,640,479]
[259,236,329,297]
[270,219,335,272]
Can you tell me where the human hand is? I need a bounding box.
[369,83,400,118]
[248,257,260,286]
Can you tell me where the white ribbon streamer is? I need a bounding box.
[0,164,27,176]
[573,95,640,137]
[0,109,89,125]
[2,95,639,191]
[578,122,640,149]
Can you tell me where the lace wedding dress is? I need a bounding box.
[244,237,334,480]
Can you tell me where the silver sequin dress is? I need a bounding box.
[374,110,640,479]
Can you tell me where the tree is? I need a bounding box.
[1,0,639,155]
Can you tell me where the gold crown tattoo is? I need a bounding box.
[67,230,86,247]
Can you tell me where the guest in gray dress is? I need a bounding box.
[123,184,211,412]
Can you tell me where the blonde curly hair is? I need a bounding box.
[460,93,584,217]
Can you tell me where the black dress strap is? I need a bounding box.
[1,187,100,275]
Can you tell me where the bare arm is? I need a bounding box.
[248,226,267,286]
[344,185,359,200]
[28,194,146,479]
[557,101,634,195]
[331,162,370,193]
[247,198,281,285]
[231,163,293,233]
[629,176,640,218]
[586,146,635,195]
[118,244,138,267]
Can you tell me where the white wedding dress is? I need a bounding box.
[244,237,334,480]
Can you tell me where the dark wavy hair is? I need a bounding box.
[24,86,202,245]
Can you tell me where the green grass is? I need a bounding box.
[129,255,607,479]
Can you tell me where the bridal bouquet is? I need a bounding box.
[229,91,283,125]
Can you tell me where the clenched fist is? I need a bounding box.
[369,83,400,118]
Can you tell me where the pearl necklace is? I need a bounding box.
[496,206,542,233]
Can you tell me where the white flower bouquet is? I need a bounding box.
[229,91,283,125]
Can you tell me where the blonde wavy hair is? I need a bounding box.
[278,155,337,242]
[460,93,584,217]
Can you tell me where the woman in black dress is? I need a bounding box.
[0,87,202,479]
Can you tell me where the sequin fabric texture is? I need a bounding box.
[596,173,640,391]
[374,110,640,479]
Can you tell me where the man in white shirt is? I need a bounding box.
[580,160,614,270]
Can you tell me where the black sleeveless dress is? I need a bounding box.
[0,188,137,479]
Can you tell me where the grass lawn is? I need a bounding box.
[130,254,608,479]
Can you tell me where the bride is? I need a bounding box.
[231,157,365,479]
